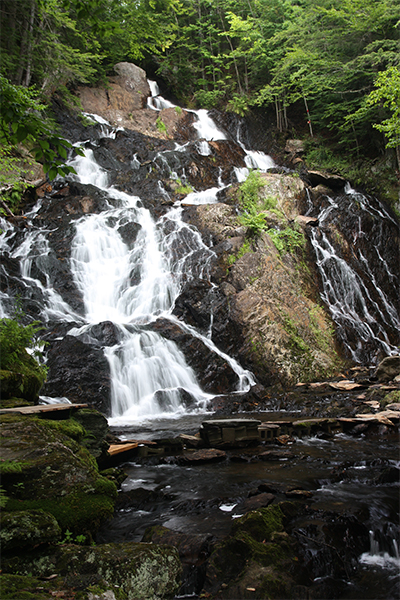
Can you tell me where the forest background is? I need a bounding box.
[0,0,399,210]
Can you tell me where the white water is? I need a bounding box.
[65,129,254,423]
[306,190,399,362]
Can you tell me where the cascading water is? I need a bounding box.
[61,134,253,422]
[303,185,399,363]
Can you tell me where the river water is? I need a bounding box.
[0,83,399,598]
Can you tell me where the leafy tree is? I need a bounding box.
[0,75,82,189]
[367,66,400,168]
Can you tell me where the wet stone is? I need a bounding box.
[200,418,261,448]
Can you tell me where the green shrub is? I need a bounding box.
[239,210,267,236]
[237,170,265,212]
[267,226,305,256]
[156,117,167,134]
[0,317,46,377]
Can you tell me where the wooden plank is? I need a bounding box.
[0,403,88,415]
[108,442,139,456]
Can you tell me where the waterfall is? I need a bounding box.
[305,187,400,363]
[1,83,398,424]
[69,141,253,422]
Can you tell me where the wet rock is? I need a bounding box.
[178,448,227,464]
[306,170,346,190]
[202,504,300,599]
[73,408,110,463]
[148,318,239,394]
[200,418,261,448]
[234,492,276,514]
[142,525,213,595]
[260,450,295,461]
[374,355,400,382]
[0,359,45,404]
[42,335,111,414]
[285,489,313,499]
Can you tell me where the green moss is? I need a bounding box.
[258,572,290,598]
[381,390,400,407]
[40,418,86,443]
[0,574,55,599]
[231,505,285,543]
[6,492,115,538]
[156,116,167,134]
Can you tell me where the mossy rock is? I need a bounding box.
[0,509,61,551]
[202,504,299,599]
[230,505,284,542]
[73,408,110,461]
[2,542,182,600]
[0,367,44,403]
[0,573,64,600]
[0,414,117,538]
[380,389,400,407]
[0,397,35,410]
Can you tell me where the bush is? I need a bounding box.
[0,317,46,377]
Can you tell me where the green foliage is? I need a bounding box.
[267,226,306,256]
[0,75,84,182]
[0,486,9,509]
[0,460,30,474]
[366,66,400,152]
[156,116,167,134]
[238,211,267,236]
[0,317,46,376]
[237,170,266,212]
[227,93,249,116]
[59,529,87,545]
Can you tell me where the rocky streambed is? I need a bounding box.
[1,365,399,600]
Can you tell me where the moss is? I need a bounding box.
[0,397,35,409]
[0,574,58,599]
[40,417,86,443]
[231,505,285,543]
[0,366,44,403]
[1,414,117,538]
[6,492,115,538]
[7,543,182,600]
[0,509,61,551]
[257,572,290,598]
[381,390,400,407]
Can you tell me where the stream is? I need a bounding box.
[0,82,399,598]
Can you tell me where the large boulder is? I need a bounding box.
[185,202,342,386]
[374,355,400,382]
[42,335,111,413]
[0,510,61,552]
[0,413,117,539]
[2,542,182,600]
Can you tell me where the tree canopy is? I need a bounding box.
[0,0,399,190]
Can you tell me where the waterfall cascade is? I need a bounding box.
[0,85,399,422]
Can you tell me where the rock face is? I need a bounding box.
[184,172,342,387]
[374,355,400,382]
[78,62,151,120]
